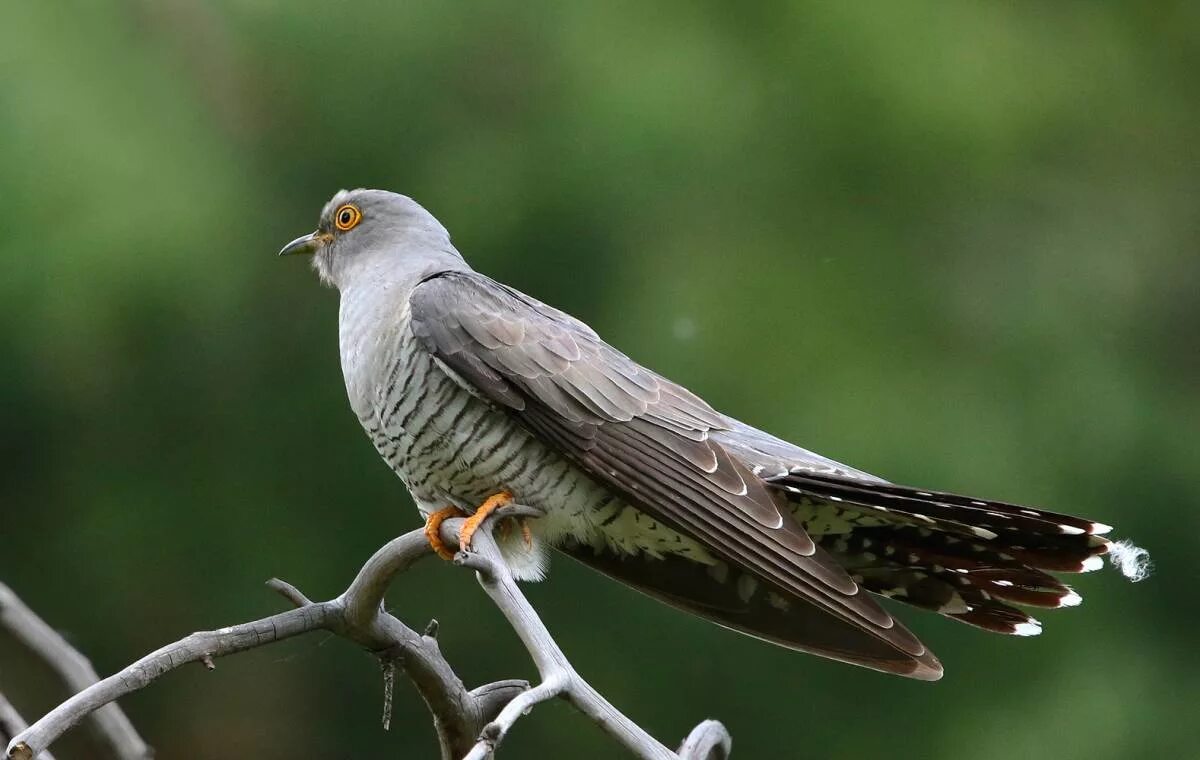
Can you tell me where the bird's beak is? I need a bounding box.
[278,231,330,257]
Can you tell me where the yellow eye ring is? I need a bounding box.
[334,203,362,231]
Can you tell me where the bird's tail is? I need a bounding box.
[766,471,1149,636]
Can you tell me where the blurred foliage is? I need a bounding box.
[2,1,1197,758]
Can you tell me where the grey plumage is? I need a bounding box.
[283,188,1148,681]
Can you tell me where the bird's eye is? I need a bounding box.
[334,203,362,231]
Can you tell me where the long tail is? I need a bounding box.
[766,471,1150,636]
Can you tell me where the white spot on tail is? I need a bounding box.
[1013,619,1043,637]
[941,595,970,614]
[736,573,758,603]
[1090,522,1114,535]
[1108,540,1151,582]
[1059,590,1083,607]
[766,591,791,611]
[1081,555,1104,573]
[706,561,730,585]
[1059,525,1085,535]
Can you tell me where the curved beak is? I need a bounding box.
[278,231,328,257]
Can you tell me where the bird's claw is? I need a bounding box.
[424,506,467,560]
[458,491,515,553]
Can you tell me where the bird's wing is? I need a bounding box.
[409,271,940,678]
[712,417,887,483]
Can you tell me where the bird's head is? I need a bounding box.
[279,188,460,288]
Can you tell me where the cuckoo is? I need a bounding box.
[280,189,1149,680]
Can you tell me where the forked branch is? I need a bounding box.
[4,518,729,759]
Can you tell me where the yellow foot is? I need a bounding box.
[458,491,515,553]
[424,506,467,560]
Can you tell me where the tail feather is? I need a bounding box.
[950,606,1042,636]
[822,526,1075,634]
[773,471,1111,540]
[768,470,1144,636]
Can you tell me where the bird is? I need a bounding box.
[280,188,1149,681]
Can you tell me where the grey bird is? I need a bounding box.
[280,189,1149,681]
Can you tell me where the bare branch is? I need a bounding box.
[678,720,733,760]
[0,583,150,760]
[7,602,335,760]
[2,532,513,760]
[333,530,525,758]
[0,692,55,760]
[7,519,729,760]
[265,578,313,608]
[464,675,568,760]
[453,526,729,760]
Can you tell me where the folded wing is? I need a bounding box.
[409,271,941,679]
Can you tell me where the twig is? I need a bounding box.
[6,519,729,760]
[333,530,528,758]
[0,692,55,760]
[455,526,730,760]
[0,583,150,760]
[678,720,732,760]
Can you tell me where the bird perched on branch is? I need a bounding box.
[281,189,1149,680]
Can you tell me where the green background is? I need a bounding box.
[2,2,1196,758]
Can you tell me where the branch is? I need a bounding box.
[678,720,732,760]
[3,533,519,760]
[0,583,149,760]
[5,518,730,760]
[0,692,55,760]
[454,527,730,760]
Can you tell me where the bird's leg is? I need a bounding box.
[458,491,515,553]
[424,506,467,561]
